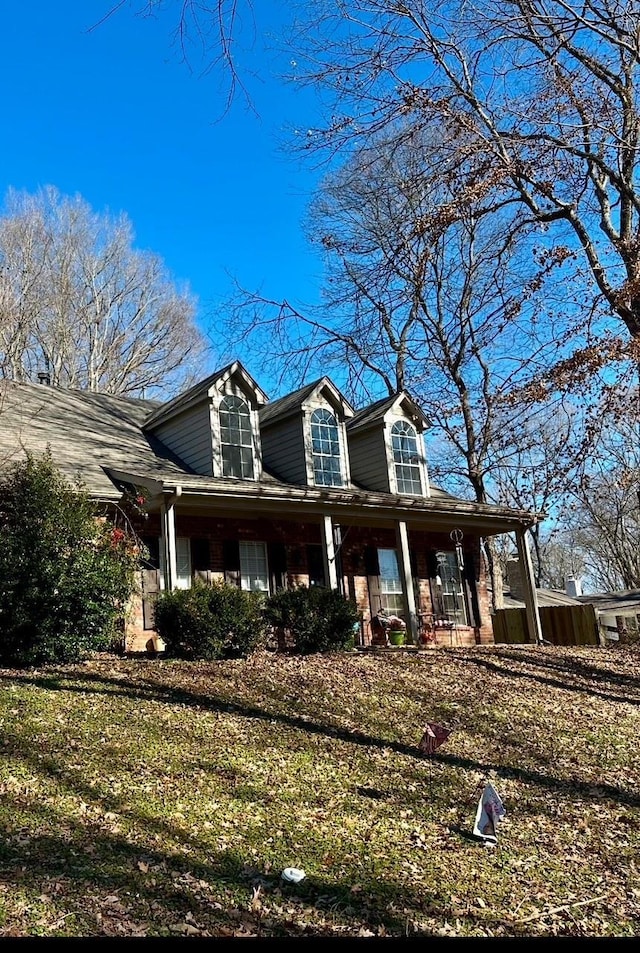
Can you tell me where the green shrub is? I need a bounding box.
[154,580,267,660]
[264,585,360,654]
[0,452,141,666]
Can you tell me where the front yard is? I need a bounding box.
[0,644,638,936]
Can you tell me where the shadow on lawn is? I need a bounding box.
[0,792,448,937]
[2,665,640,811]
[453,648,640,706]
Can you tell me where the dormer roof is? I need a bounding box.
[347,391,429,434]
[143,361,269,431]
[259,376,355,427]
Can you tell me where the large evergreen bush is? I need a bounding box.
[154,580,267,660]
[264,585,360,654]
[0,452,142,665]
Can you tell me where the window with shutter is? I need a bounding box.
[176,538,192,589]
[239,541,269,595]
[378,548,404,616]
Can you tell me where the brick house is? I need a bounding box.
[0,362,544,652]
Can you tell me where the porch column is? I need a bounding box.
[321,514,339,590]
[160,488,181,592]
[395,519,418,645]
[515,526,543,645]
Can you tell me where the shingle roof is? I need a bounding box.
[143,361,268,430]
[259,377,354,426]
[578,590,640,614]
[0,380,190,500]
[0,377,540,534]
[347,391,429,433]
[502,588,584,609]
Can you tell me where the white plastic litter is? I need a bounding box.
[281,867,306,884]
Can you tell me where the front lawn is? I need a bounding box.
[0,644,638,936]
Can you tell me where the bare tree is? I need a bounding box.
[566,405,640,590]
[0,187,207,397]
[535,534,586,592]
[119,1,640,348]
[490,403,589,584]
[94,0,258,116]
[291,1,640,345]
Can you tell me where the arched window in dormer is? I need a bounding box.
[391,420,423,495]
[220,395,254,479]
[311,408,343,487]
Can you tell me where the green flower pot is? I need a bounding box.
[389,630,405,646]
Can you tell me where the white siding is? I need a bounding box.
[153,404,213,475]
[347,426,392,492]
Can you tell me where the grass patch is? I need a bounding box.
[0,644,638,936]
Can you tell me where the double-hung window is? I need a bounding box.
[378,548,405,617]
[220,395,254,479]
[160,537,192,590]
[311,408,343,487]
[239,541,269,595]
[434,550,468,624]
[391,421,423,495]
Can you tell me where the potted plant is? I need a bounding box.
[387,614,406,646]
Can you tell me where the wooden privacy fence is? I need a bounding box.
[492,603,600,647]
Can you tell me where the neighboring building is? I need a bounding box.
[576,590,640,643]
[0,362,543,653]
[501,558,585,610]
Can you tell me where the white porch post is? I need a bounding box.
[396,519,418,645]
[321,514,339,590]
[160,488,181,592]
[515,527,544,645]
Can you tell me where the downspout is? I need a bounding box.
[161,486,182,592]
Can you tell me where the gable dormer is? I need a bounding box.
[346,392,430,496]
[143,362,268,479]
[259,377,354,488]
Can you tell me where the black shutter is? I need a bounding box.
[364,545,382,616]
[426,549,439,578]
[223,539,241,587]
[191,538,210,572]
[463,550,481,626]
[364,546,380,576]
[268,541,287,592]
[409,548,418,578]
[463,550,476,584]
[307,544,326,587]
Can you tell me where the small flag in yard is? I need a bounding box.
[418,722,451,756]
[473,782,506,846]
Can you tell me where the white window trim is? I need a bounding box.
[159,536,192,590]
[239,540,270,594]
[378,547,405,617]
[434,550,468,625]
[305,404,350,488]
[210,387,263,480]
[385,417,428,497]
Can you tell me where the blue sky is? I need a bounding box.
[0,2,323,360]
